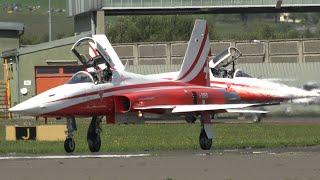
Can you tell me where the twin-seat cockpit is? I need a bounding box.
[70,37,252,85]
[210,47,252,79]
[70,36,116,85]
[67,66,113,85]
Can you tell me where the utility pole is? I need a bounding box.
[48,0,52,41]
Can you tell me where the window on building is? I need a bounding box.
[63,66,83,74]
[36,67,59,74]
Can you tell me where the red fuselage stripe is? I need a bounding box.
[51,81,200,103]
[211,80,265,89]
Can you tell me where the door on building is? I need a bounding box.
[35,66,83,94]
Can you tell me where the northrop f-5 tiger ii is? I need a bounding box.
[10,20,266,153]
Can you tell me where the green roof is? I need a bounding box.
[1,32,91,58]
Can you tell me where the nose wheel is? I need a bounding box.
[64,137,75,153]
[87,116,103,152]
[64,117,77,153]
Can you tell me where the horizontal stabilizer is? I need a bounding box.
[225,109,269,114]
[134,103,264,113]
[171,104,258,113]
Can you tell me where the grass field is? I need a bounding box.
[1,0,66,14]
[0,12,74,40]
[0,121,320,155]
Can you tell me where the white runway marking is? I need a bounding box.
[0,154,150,160]
[252,151,268,154]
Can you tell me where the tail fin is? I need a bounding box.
[92,34,125,71]
[175,19,211,86]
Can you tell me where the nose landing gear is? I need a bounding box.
[64,117,77,153]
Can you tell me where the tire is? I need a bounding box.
[87,133,101,152]
[199,129,212,150]
[252,113,262,123]
[64,138,75,153]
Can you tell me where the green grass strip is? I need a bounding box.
[0,123,320,155]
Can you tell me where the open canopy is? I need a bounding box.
[71,35,124,71]
[209,47,242,69]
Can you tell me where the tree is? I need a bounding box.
[107,15,196,43]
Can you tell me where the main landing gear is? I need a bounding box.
[64,116,103,153]
[64,117,77,153]
[199,112,213,150]
[87,116,103,152]
[185,113,197,123]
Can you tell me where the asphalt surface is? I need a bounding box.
[1,146,320,180]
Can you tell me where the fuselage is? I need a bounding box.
[10,71,232,117]
[150,71,318,104]
[211,77,315,103]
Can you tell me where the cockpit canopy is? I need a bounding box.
[210,47,242,69]
[67,71,94,84]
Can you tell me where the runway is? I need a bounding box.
[1,146,320,180]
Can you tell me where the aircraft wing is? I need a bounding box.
[134,103,266,113]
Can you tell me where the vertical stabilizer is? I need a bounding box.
[175,20,211,86]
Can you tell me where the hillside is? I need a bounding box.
[1,1,320,45]
[0,0,73,43]
[1,0,66,14]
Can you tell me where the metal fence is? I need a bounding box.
[127,62,320,87]
[103,0,320,7]
[68,0,320,15]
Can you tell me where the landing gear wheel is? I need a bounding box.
[64,138,75,153]
[87,133,101,152]
[87,116,102,152]
[199,128,212,150]
[64,117,77,153]
[252,113,262,123]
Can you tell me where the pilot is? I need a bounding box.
[220,68,228,78]
[103,65,112,82]
[227,69,235,79]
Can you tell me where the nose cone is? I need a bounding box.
[9,99,42,116]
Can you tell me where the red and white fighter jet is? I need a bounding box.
[152,47,319,122]
[10,20,263,153]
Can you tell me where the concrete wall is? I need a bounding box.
[127,62,320,87]
[112,39,320,65]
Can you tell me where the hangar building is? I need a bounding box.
[0,22,24,80]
